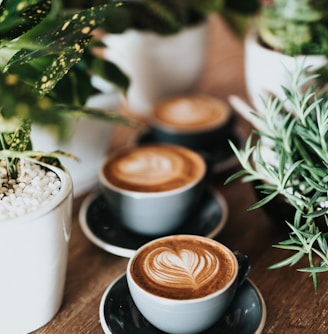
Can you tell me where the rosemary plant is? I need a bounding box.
[0,0,138,180]
[226,66,328,291]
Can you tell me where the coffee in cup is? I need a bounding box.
[149,95,234,150]
[99,144,206,236]
[127,234,249,334]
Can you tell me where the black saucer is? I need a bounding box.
[79,188,228,258]
[137,128,243,174]
[99,274,266,334]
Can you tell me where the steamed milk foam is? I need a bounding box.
[103,144,206,192]
[152,95,231,132]
[130,235,237,299]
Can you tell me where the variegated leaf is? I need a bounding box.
[0,0,52,40]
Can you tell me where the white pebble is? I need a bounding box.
[0,161,62,219]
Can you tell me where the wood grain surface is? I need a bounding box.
[33,14,328,334]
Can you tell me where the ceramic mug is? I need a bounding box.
[126,234,250,334]
[99,144,206,236]
[148,95,234,150]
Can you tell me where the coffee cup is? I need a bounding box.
[126,234,250,334]
[149,95,234,150]
[99,144,207,236]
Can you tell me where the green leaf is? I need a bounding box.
[88,56,130,96]
[0,0,52,40]
[53,104,145,130]
[248,190,280,210]
[272,244,304,251]
[4,3,125,95]
[117,0,187,35]
[0,118,32,178]
[281,160,302,188]
[298,266,328,273]
[268,251,305,269]
[224,169,247,184]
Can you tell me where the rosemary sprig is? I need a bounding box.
[226,66,328,291]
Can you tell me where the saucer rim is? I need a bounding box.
[99,273,267,334]
[79,187,228,258]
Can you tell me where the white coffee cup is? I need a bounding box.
[126,234,250,334]
[99,144,206,236]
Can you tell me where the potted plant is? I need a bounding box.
[0,0,135,332]
[226,65,328,292]
[245,0,328,114]
[79,0,260,116]
[21,0,138,197]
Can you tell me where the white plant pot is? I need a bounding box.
[245,29,327,114]
[0,165,73,334]
[32,92,120,197]
[97,19,209,116]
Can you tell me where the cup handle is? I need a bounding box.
[233,251,251,288]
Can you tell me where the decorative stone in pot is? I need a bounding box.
[31,91,120,197]
[0,161,73,333]
[97,18,210,117]
[245,28,327,114]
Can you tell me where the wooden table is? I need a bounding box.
[34,15,328,334]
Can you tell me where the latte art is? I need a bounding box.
[144,248,220,290]
[114,151,182,186]
[131,236,236,299]
[152,95,231,132]
[103,144,205,192]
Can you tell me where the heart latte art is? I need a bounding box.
[103,144,205,192]
[144,248,220,290]
[131,236,236,299]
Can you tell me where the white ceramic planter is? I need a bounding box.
[32,92,120,197]
[245,29,327,114]
[98,19,209,116]
[0,165,73,334]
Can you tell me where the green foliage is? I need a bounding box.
[0,118,32,179]
[0,0,259,179]
[0,0,52,40]
[258,0,328,55]
[0,0,133,179]
[226,66,328,291]
[0,0,129,98]
[82,0,260,36]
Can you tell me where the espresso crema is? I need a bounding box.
[152,95,231,132]
[131,236,236,299]
[103,144,206,192]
